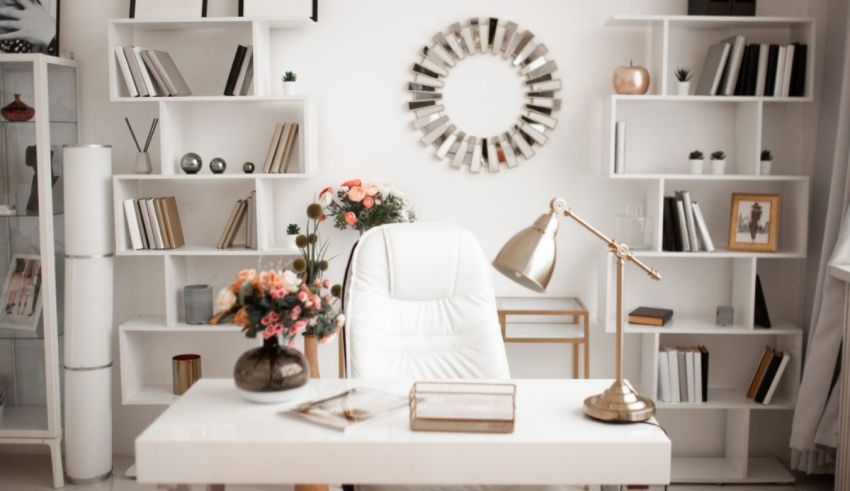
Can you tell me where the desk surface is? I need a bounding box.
[136,378,670,486]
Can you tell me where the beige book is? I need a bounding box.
[281,123,300,173]
[225,200,248,248]
[217,201,242,249]
[270,122,292,173]
[163,196,185,248]
[154,198,173,249]
[262,123,284,173]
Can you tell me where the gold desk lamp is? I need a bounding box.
[493,198,661,422]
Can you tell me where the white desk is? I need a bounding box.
[136,378,671,487]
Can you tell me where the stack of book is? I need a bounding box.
[746,346,791,404]
[114,47,191,97]
[218,193,256,249]
[658,346,709,403]
[224,44,253,96]
[123,197,185,250]
[662,191,715,252]
[696,37,808,97]
[261,122,300,173]
[628,306,673,327]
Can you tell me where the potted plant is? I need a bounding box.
[282,71,298,96]
[286,223,300,250]
[760,150,773,175]
[675,67,692,96]
[710,151,727,175]
[320,179,416,235]
[688,150,704,174]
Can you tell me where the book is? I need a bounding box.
[733,43,751,96]
[614,121,626,173]
[699,345,709,402]
[755,350,784,403]
[137,198,155,247]
[790,43,808,97]
[133,46,161,97]
[245,192,256,249]
[123,46,149,97]
[140,50,169,97]
[693,347,703,404]
[667,348,680,403]
[226,200,248,248]
[666,196,683,252]
[754,274,772,328]
[240,50,254,96]
[781,44,795,97]
[755,44,769,96]
[281,123,300,173]
[678,191,699,251]
[675,198,691,251]
[677,351,687,402]
[761,352,790,404]
[764,44,780,96]
[224,45,248,96]
[746,346,774,398]
[217,201,241,249]
[154,198,172,248]
[658,350,672,402]
[695,40,731,96]
[262,123,285,173]
[162,196,185,248]
[662,196,675,251]
[123,199,144,250]
[233,45,253,97]
[114,47,138,97]
[271,123,293,173]
[146,50,192,96]
[285,387,408,431]
[773,45,788,97]
[685,348,696,403]
[721,35,747,96]
[691,201,715,252]
[145,199,165,249]
[745,44,760,96]
[628,307,673,326]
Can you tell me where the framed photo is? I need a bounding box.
[728,193,780,252]
[0,0,60,55]
[130,0,208,19]
[0,254,42,332]
[239,0,317,21]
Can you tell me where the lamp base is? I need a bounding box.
[583,380,655,423]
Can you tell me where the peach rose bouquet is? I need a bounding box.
[319,179,415,234]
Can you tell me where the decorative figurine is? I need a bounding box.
[26,146,57,213]
[209,157,226,174]
[2,94,35,121]
[180,152,202,174]
[613,61,650,95]
[242,161,255,174]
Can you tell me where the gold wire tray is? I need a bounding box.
[409,381,516,433]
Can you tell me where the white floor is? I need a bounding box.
[0,455,835,491]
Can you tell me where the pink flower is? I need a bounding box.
[270,287,286,299]
[363,196,374,209]
[261,311,280,326]
[362,183,379,196]
[293,319,308,334]
[342,179,362,188]
[323,278,332,289]
[262,323,283,339]
[344,212,358,225]
[297,291,309,302]
[348,186,366,202]
[319,186,333,196]
[311,294,322,307]
[324,295,332,305]
[290,305,302,320]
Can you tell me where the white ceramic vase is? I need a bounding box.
[283,81,298,96]
[760,160,773,175]
[676,81,690,96]
[286,234,299,251]
[689,159,704,174]
[711,159,727,175]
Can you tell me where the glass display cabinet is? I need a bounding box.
[0,54,77,489]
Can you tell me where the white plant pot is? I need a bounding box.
[283,81,298,96]
[676,81,691,96]
[760,160,773,175]
[711,159,727,175]
[689,159,704,174]
[286,235,299,251]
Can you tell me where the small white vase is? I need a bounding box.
[711,159,726,175]
[286,235,299,251]
[689,159,704,174]
[676,81,690,96]
[283,81,298,96]
[760,160,773,175]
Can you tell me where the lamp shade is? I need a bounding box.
[492,212,559,292]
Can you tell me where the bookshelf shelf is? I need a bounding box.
[114,173,314,181]
[609,14,813,29]
[610,173,808,181]
[110,95,312,104]
[612,94,812,103]
[109,16,316,30]
[670,457,793,484]
[115,245,300,257]
[623,321,802,336]
[655,388,794,410]
[631,249,805,259]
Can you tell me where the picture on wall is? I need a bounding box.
[130,0,207,19]
[0,0,60,55]
[0,254,43,332]
[728,193,780,252]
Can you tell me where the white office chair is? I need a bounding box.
[343,223,570,491]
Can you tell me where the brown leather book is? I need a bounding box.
[746,346,774,398]
[217,201,242,249]
[628,307,673,326]
[163,196,185,248]
[153,197,172,249]
[281,123,299,173]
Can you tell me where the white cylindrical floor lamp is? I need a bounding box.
[62,145,114,484]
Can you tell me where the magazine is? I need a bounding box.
[285,387,408,431]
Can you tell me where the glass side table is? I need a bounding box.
[496,297,589,379]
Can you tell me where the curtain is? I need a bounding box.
[790,0,850,474]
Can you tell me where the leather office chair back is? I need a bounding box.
[344,223,510,380]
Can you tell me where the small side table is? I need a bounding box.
[496,297,590,379]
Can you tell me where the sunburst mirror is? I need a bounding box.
[408,17,561,173]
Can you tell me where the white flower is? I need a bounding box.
[215,288,236,311]
[318,191,333,207]
[282,270,301,293]
[339,185,350,192]
[336,313,346,327]
[400,210,410,222]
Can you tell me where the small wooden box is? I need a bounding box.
[409,382,516,434]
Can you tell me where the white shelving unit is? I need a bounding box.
[109,15,317,405]
[604,15,814,484]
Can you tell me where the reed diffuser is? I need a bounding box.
[125,117,158,174]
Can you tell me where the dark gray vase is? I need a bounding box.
[234,338,309,403]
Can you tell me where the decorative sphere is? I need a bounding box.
[613,62,650,95]
[209,157,227,174]
[242,161,255,174]
[179,152,203,174]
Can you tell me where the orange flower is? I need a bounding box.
[230,269,256,292]
[342,179,362,188]
[347,186,366,202]
[234,307,250,328]
[344,212,358,225]
[363,196,374,208]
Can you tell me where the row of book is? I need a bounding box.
[261,122,300,173]
[115,47,191,97]
[696,37,807,97]
[662,191,715,252]
[225,44,254,96]
[217,193,257,249]
[658,346,709,403]
[123,197,185,250]
[746,346,791,405]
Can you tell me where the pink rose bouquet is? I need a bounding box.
[319,179,416,234]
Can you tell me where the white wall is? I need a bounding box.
[56,0,826,458]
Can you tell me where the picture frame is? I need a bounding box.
[0,0,60,56]
[239,0,318,21]
[0,254,43,332]
[130,0,208,19]
[728,193,780,252]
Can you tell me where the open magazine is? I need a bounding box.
[285,387,408,431]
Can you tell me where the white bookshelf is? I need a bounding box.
[605,14,813,484]
[110,16,316,405]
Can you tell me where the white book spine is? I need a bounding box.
[755,44,769,96]
[137,199,154,248]
[668,349,680,403]
[123,199,143,250]
[781,44,795,97]
[723,36,746,96]
[686,350,696,403]
[133,47,160,97]
[114,47,138,97]
[763,354,791,404]
[145,199,165,249]
[614,121,626,174]
[658,351,672,402]
[675,198,691,252]
[233,46,253,97]
[691,202,715,252]
[681,192,699,252]
[774,46,787,97]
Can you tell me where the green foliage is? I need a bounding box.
[286,223,300,235]
[675,67,692,82]
[282,71,297,82]
[689,150,704,160]
[711,151,726,160]
[761,149,773,161]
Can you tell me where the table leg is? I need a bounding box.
[498,313,506,339]
[583,314,590,379]
[572,343,579,379]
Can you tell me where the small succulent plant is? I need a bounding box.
[282,71,297,82]
[286,223,301,235]
[761,150,773,161]
[675,67,692,82]
[711,151,726,160]
[689,150,704,160]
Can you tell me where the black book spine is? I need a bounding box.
[754,274,772,328]
[790,44,808,97]
[700,346,709,402]
[765,44,779,96]
[667,196,684,251]
[755,352,783,403]
[224,45,247,96]
[746,44,759,96]
[663,196,675,251]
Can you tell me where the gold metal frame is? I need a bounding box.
[409,381,516,434]
[727,193,781,252]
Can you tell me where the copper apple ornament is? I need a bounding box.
[613,61,650,95]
